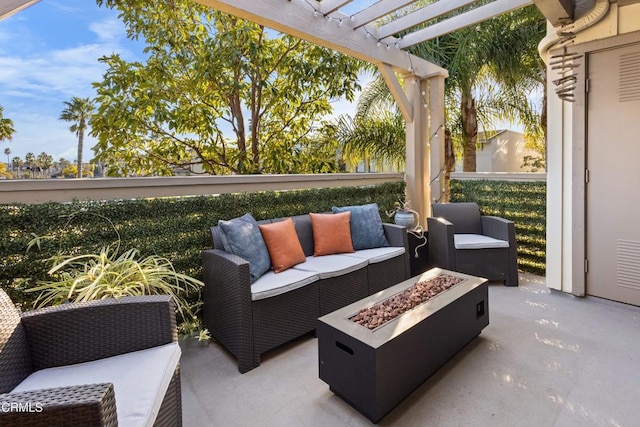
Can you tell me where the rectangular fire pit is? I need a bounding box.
[318,268,488,423]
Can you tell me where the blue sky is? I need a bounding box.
[0,0,145,162]
[0,0,366,165]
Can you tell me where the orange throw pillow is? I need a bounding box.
[310,212,355,256]
[258,218,306,273]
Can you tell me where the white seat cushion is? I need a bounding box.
[251,268,319,301]
[454,234,509,249]
[293,254,368,279]
[343,247,406,264]
[12,342,181,427]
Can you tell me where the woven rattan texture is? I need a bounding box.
[202,214,412,373]
[21,296,175,370]
[201,248,256,372]
[367,255,408,295]
[0,290,32,393]
[428,209,519,287]
[0,383,117,427]
[318,269,368,316]
[291,215,315,256]
[456,248,510,281]
[210,226,226,250]
[153,366,182,427]
[253,282,319,355]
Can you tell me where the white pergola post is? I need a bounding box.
[429,75,446,207]
[404,77,429,228]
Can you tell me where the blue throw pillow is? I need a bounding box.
[218,213,271,283]
[331,203,389,250]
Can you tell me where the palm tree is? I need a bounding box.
[337,6,545,174]
[4,148,10,171]
[11,157,23,179]
[37,152,54,178]
[0,106,15,142]
[411,6,546,171]
[59,97,94,178]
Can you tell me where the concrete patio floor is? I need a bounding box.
[179,273,640,426]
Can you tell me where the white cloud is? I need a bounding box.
[0,5,139,161]
[89,18,125,43]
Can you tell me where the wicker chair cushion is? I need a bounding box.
[454,234,509,249]
[343,247,406,264]
[259,218,306,273]
[310,212,355,256]
[332,203,389,250]
[293,254,368,279]
[12,342,181,427]
[250,269,319,301]
[218,213,272,283]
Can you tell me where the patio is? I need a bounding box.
[180,273,640,426]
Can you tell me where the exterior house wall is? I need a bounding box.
[455,130,540,173]
[476,130,539,173]
[545,2,640,294]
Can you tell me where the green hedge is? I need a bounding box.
[449,179,546,276]
[0,181,405,310]
[1,178,546,313]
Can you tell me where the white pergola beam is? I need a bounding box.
[193,0,447,78]
[533,0,573,26]
[377,0,479,40]
[397,0,533,48]
[378,64,413,123]
[319,0,353,16]
[351,0,415,29]
[0,0,39,21]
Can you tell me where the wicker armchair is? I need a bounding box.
[0,290,182,426]
[428,202,518,287]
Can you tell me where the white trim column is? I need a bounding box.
[404,77,429,228]
[429,75,446,207]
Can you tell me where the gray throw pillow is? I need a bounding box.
[332,203,389,250]
[218,213,271,283]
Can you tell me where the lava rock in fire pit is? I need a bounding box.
[350,274,463,330]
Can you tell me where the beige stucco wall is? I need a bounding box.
[476,130,540,173]
[545,3,640,294]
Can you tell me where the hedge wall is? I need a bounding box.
[449,179,546,276]
[1,178,545,314]
[0,181,405,310]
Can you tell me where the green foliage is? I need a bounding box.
[334,109,405,168]
[0,163,10,179]
[0,182,405,318]
[411,5,546,171]
[333,6,546,174]
[91,1,362,176]
[27,245,203,334]
[449,179,546,275]
[0,106,15,141]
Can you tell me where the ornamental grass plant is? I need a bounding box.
[25,212,205,337]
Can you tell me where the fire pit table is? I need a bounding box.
[318,268,488,423]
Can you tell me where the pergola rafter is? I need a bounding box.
[375,0,479,40]
[193,0,447,79]
[396,0,533,48]
[0,0,40,21]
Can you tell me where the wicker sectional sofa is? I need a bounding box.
[201,212,410,373]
